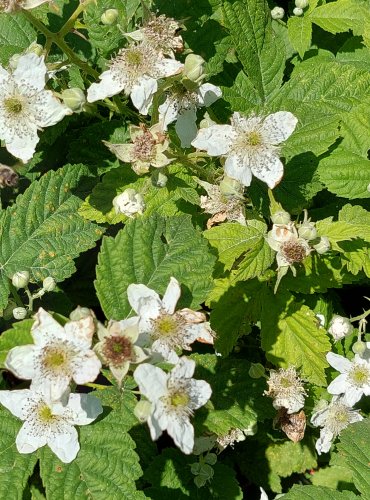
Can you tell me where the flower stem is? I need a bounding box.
[58,0,95,39]
[9,283,24,308]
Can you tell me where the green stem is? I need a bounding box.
[85,382,109,390]
[58,0,95,39]
[24,286,34,312]
[9,283,24,308]
[350,308,370,323]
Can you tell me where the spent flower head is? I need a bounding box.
[0,0,48,12]
[265,366,306,414]
[191,111,298,188]
[134,357,212,454]
[328,315,354,341]
[112,188,145,217]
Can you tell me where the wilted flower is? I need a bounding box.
[87,43,183,115]
[191,111,298,188]
[0,0,48,12]
[104,123,172,175]
[311,396,363,454]
[112,189,145,217]
[0,388,102,463]
[94,317,147,386]
[326,351,370,406]
[134,357,212,454]
[0,53,71,162]
[267,223,311,268]
[5,308,101,400]
[327,315,354,341]
[127,277,214,363]
[265,366,306,414]
[0,163,19,188]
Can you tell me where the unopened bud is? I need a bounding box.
[298,222,317,241]
[293,7,303,16]
[13,307,28,320]
[27,41,44,57]
[295,0,308,8]
[152,170,168,188]
[328,315,354,341]
[219,175,243,197]
[134,400,152,422]
[271,210,290,225]
[42,276,56,292]
[271,6,285,19]
[199,112,217,129]
[101,8,119,25]
[352,340,366,355]
[249,363,265,379]
[313,236,330,254]
[12,271,30,289]
[183,54,205,82]
[70,306,93,321]
[61,88,86,113]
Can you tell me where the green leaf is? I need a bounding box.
[282,485,358,500]
[336,419,370,496]
[0,13,36,65]
[0,165,104,311]
[95,215,215,319]
[222,0,285,101]
[266,440,317,482]
[309,0,368,36]
[287,16,312,58]
[40,389,146,499]
[221,70,262,113]
[311,465,354,491]
[261,290,331,385]
[0,319,33,368]
[0,406,37,499]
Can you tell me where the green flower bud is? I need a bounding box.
[101,8,119,25]
[352,340,366,355]
[27,41,44,57]
[295,0,308,8]
[69,306,93,321]
[219,175,243,197]
[293,7,303,16]
[298,222,317,241]
[134,400,152,423]
[271,210,290,225]
[270,6,285,19]
[199,112,217,129]
[12,271,30,289]
[183,54,205,82]
[249,363,265,379]
[61,88,86,113]
[42,276,56,292]
[152,170,168,188]
[313,236,330,254]
[13,307,28,320]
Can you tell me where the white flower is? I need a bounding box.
[0,53,71,162]
[0,0,48,12]
[328,315,354,341]
[191,111,298,188]
[260,487,269,500]
[127,277,214,363]
[265,366,306,414]
[94,317,147,386]
[326,352,370,406]
[112,188,145,217]
[267,223,311,268]
[0,388,102,463]
[311,396,363,454]
[134,357,212,454]
[159,82,222,147]
[5,308,102,400]
[87,43,183,115]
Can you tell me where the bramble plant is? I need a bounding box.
[0,0,369,498]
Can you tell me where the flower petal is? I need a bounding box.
[262,112,298,145]
[342,388,363,407]
[47,426,79,463]
[31,308,65,345]
[166,415,194,454]
[0,389,31,419]
[250,152,284,188]
[197,83,222,107]
[64,316,95,348]
[87,69,124,103]
[315,428,334,455]
[31,90,71,128]
[171,357,196,379]
[188,379,212,409]
[326,352,352,373]
[156,59,183,78]
[147,414,163,441]
[13,54,47,92]
[191,125,235,156]
[5,345,37,380]
[67,393,103,425]
[130,77,157,115]
[158,97,178,129]
[224,153,253,187]
[5,122,39,163]
[134,363,168,401]
[326,373,348,395]
[72,352,102,385]
[175,108,198,148]
[162,277,181,314]
[16,420,47,454]
[127,284,161,318]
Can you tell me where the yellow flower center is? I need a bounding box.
[243,131,262,147]
[154,315,178,338]
[38,404,55,423]
[4,96,23,114]
[170,391,190,407]
[350,365,370,387]
[126,49,143,67]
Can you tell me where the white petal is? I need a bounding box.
[197,83,222,107]
[250,152,284,188]
[5,122,39,163]
[31,308,65,345]
[130,77,157,115]
[192,125,235,156]
[188,379,212,409]
[0,389,31,419]
[261,112,298,145]
[111,316,140,342]
[151,340,180,363]
[31,91,71,127]
[166,415,194,454]
[30,376,70,402]
[224,153,253,187]
[67,393,103,425]
[47,426,79,463]
[134,364,168,401]
[147,414,163,441]
[5,345,37,380]
[342,388,363,407]
[326,352,352,373]
[110,363,130,385]
[72,352,102,385]
[315,428,334,455]
[16,420,47,454]
[175,108,198,148]
[158,97,179,129]
[87,69,125,103]
[162,277,181,314]
[23,0,49,8]
[156,59,183,78]
[13,54,47,92]
[64,316,95,348]
[171,357,195,379]
[127,284,161,319]
[326,373,348,395]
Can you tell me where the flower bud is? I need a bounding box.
[61,88,86,113]
[271,6,285,19]
[134,400,152,422]
[328,315,354,341]
[298,222,317,241]
[199,112,217,129]
[293,7,303,16]
[13,307,28,320]
[152,170,168,188]
[101,8,119,25]
[12,271,30,289]
[313,236,330,254]
[249,363,265,379]
[42,276,56,292]
[271,210,290,225]
[295,0,308,8]
[183,54,205,82]
[27,41,44,57]
[70,306,93,321]
[352,340,366,355]
[113,189,145,217]
[219,175,243,197]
